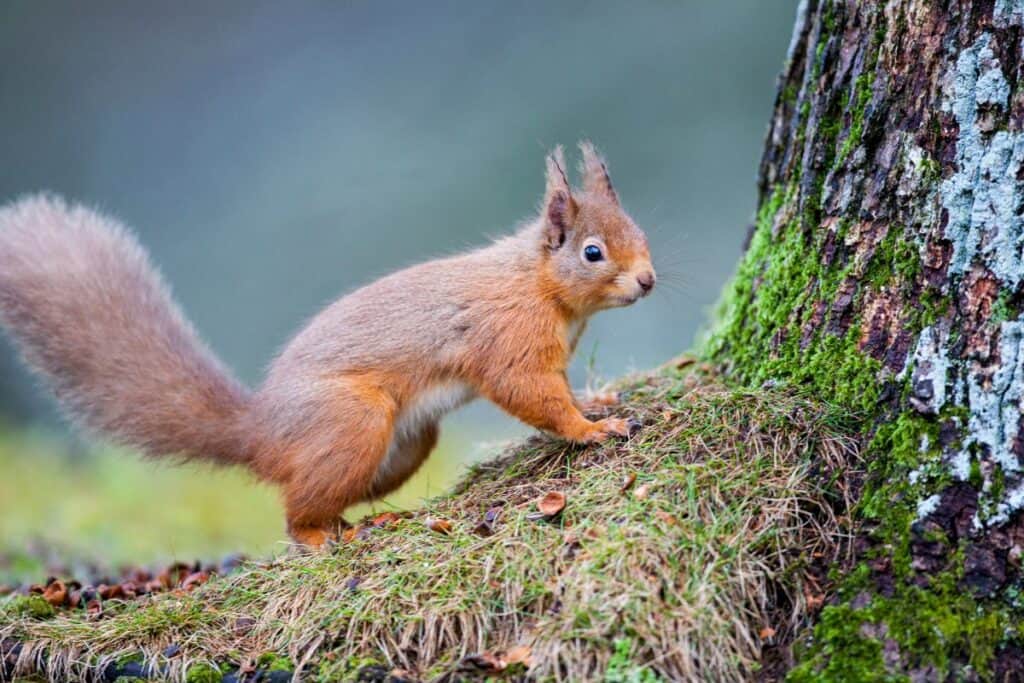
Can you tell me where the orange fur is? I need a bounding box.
[0,142,655,547]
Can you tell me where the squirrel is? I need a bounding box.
[0,141,655,547]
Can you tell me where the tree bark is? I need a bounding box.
[710,0,1024,678]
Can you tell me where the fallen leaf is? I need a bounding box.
[805,591,825,611]
[619,472,637,493]
[341,525,364,543]
[426,518,453,534]
[675,355,697,369]
[537,491,567,517]
[86,598,103,619]
[98,584,124,600]
[42,580,67,607]
[181,572,209,591]
[372,512,401,528]
[634,484,651,500]
[505,645,532,666]
[654,510,678,525]
[759,627,776,640]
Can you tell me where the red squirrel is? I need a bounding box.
[0,142,655,547]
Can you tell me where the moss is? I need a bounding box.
[782,82,800,106]
[115,652,144,667]
[790,405,1021,679]
[709,186,886,417]
[788,604,888,682]
[918,156,942,186]
[185,662,222,683]
[836,69,876,166]
[605,638,662,683]
[990,466,1006,501]
[791,562,1014,680]
[821,0,838,34]
[786,364,1024,679]
[990,289,1018,324]
[256,652,292,672]
[3,594,55,620]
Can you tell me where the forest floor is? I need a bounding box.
[0,363,860,682]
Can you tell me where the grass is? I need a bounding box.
[0,429,470,586]
[0,366,860,681]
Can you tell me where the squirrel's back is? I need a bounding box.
[0,195,252,464]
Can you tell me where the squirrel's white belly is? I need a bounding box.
[395,380,476,440]
[375,380,476,484]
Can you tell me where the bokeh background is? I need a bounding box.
[0,1,797,581]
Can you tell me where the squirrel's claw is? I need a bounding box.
[581,416,640,444]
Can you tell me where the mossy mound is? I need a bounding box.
[0,367,858,681]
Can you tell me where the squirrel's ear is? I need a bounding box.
[578,140,619,205]
[543,146,577,250]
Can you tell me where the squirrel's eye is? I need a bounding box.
[584,245,604,262]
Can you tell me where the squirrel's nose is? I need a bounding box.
[637,271,655,295]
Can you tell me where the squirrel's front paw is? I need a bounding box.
[580,416,641,443]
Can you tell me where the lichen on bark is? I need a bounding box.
[708,0,1024,677]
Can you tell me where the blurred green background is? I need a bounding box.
[0,1,797,582]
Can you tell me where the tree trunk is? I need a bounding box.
[709,0,1024,678]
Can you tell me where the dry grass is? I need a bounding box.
[0,367,860,682]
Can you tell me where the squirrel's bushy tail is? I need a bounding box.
[0,195,252,465]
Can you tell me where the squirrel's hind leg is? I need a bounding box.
[282,385,397,548]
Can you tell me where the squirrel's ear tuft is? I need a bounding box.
[543,146,577,249]
[578,140,618,205]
